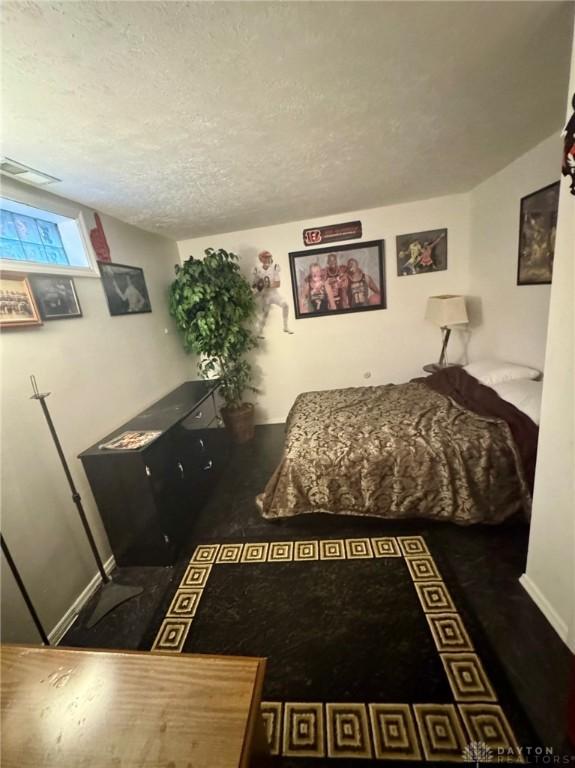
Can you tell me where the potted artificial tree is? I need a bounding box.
[169,248,258,443]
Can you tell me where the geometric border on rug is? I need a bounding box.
[151,535,523,762]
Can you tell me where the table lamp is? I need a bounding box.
[425,295,468,367]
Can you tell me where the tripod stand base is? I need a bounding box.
[86,582,144,629]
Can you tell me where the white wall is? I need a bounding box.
[0,178,190,642]
[177,194,472,423]
[522,25,575,652]
[468,134,561,370]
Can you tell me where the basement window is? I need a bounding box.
[0,197,97,276]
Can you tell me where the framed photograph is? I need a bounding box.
[289,240,386,319]
[0,273,42,328]
[98,261,152,316]
[396,228,447,276]
[30,274,82,320]
[517,181,560,285]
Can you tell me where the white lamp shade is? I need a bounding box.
[425,295,468,327]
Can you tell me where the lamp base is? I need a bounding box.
[423,362,461,374]
[85,581,144,629]
[438,326,452,367]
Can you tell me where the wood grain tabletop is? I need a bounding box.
[1,645,268,768]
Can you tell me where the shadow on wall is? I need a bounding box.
[457,295,483,365]
[466,295,484,330]
[246,347,266,422]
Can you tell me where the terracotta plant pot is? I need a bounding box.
[220,402,255,444]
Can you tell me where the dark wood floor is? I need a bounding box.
[64,424,573,755]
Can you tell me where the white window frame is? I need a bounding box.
[0,183,100,278]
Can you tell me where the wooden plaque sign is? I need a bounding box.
[303,221,362,247]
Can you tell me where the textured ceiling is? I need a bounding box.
[2,1,573,239]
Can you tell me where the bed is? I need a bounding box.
[258,366,539,525]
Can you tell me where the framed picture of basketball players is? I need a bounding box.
[396,228,447,276]
[517,182,559,285]
[0,272,42,328]
[289,240,386,320]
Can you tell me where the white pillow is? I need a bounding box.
[464,359,540,387]
[491,380,542,425]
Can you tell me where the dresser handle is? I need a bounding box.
[195,411,203,420]
[203,459,213,471]
[163,533,171,545]
[197,438,205,451]
[145,465,152,477]
[177,461,184,479]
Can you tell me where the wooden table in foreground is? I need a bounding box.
[1,645,269,768]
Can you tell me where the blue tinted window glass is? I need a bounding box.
[21,242,49,263]
[44,246,68,264]
[0,238,26,260]
[13,214,43,245]
[36,220,63,248]
[0,211,18,240]
[1,202,76,267]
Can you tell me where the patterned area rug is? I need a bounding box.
[145,536,532,763]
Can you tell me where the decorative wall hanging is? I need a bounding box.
[517,182,559,286]
[30,274,82,320]
[0,273,42,328]
[90,212,111,262]
[396,229,447,276]
[289,240,385,320]
[561,93,575,196]
[251,250,293,336]
[99,261,152,315]
[302,221,362,247]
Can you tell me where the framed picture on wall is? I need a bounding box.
[0,273,42,328]
[98,261,152,316]
[30,274,82,320]
[289,240,386,319]
[517,181,560,286]
[396,228,447,276]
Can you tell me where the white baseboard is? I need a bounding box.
[49,555,116,645]
[519,573,571,649]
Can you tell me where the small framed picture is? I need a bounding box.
[98,261,152,316]
[0,273,42,328]
[30,274,82,320]
[396,229,447,276]
[517,182,560,286]
[289,240,386,319]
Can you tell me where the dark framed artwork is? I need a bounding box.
[396,229,447,276]
[30,274,82,320]
[289,240,386,319]
[517,181,560,285]
[98,261,152,316]
[0,273,42,328]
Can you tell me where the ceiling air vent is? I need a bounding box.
[0,157,60,186]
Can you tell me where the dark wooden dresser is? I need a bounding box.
[79,381,230,566]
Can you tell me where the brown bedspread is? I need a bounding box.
[416,366,539,493]
[260,369,535,525]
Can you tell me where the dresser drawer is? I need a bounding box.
[180,396,215,431]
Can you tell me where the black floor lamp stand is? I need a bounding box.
[30,375,143,629]
[1,533,50,645]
